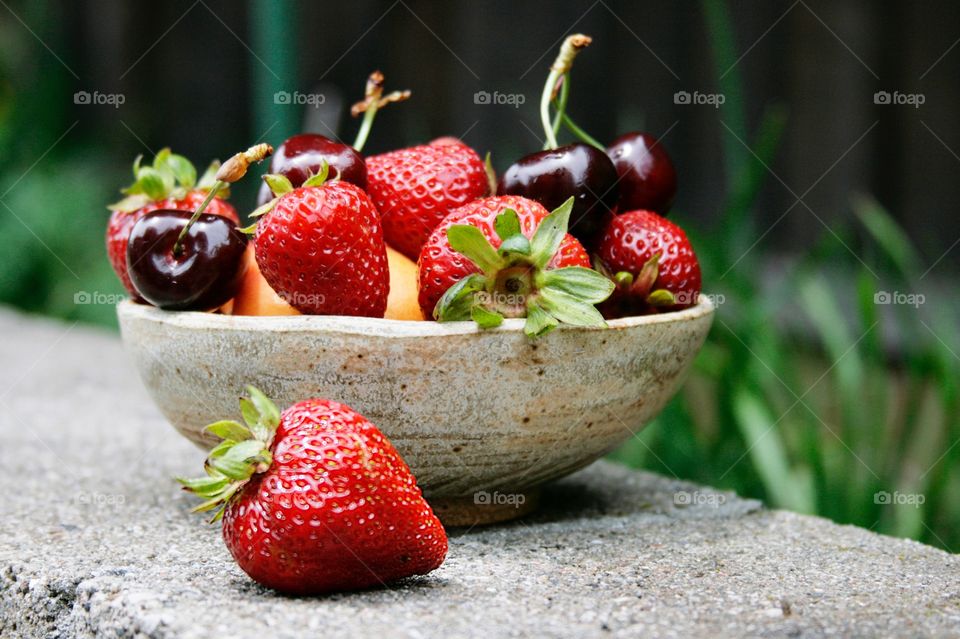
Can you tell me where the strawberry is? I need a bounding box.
[252,169,389,317]
[366,139,489,261]
[595,209,701,316]
[106,149,237,299]
[418,195,614,337]
[179,387,447,595]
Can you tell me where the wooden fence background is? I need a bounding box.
[9,0,960,269]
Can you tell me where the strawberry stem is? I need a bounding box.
[171,144,273,256]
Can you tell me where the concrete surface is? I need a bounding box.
[0,308,958,638]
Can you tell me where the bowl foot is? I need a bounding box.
[429,487,541,527]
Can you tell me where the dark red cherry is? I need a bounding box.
[257,134,367,205]
[497,143,618,248]
[126,210,248,311]
[606,132,676,214]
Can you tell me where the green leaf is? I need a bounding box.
[494,209,522,242]
[246,386,280,430]
[207,439,234,460]
[538,286,607,328]
[131,167,168,200]
[191,495,230,514]
[239,397,260,430]
[798,277,864,397]
[204,420,253,442]
[237,221,259,235]
[447,225,502,273]
[529,197,573,268]
[733,389,815,513]
[165,153,197,188]
[106,193,151,213]
[471,305,504,329]
[249,199,277,219]
[852,194,922,280]
[263,173,294,197]
[148,153,177,195]
[197,160,221,190]
[538,267,615,303]
[190,482,240,519]
[151,148,171,170]
[176,473,230,495]
[524,302,559,338]
[499,233,531,256]
[302,160,330,188]
[208,439,267,480]
[434,273,486,321]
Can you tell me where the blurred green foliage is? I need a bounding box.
[0,157,125,326]
[610,0,960,551]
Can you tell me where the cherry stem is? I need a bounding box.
[171,183,223,257]
[556,110,604,150]
[350,70,411,152]
[540,34,591,150]
[550,74,570,140]
[172,143,273,256]
[352,102,379,153]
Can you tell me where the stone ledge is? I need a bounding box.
[0,308,957,638]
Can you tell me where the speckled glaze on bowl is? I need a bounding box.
[117,298,714,525]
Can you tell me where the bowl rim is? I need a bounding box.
[117,295,715,337]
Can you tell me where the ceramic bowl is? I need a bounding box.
[117,298,714,525]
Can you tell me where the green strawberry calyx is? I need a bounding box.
[434,197,615,338]
[240,161,336,234]
[594,253,676,308]
[107,148,224,213]
[176,386,280,522]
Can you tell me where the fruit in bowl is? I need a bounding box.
[118,194,711,527]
